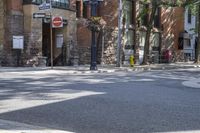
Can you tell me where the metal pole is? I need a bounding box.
[90,0,98,70]
[117,0,123,67]
[101,28,104,66]
[50,0,53,69]
[50,13,53,69]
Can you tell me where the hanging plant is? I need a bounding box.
[87,17,106,32]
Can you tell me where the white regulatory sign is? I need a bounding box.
[13,36,24,49]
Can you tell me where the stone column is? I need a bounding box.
[23,5,43,66]
[3,0,24,66]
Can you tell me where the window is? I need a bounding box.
[154,8,160,28]
[23,0,70,9]
[51,0,70,9]
[188,8,192,24]
[83,2,89,18]
[76,1,81,18]
[140,3,149,26]
[96,3,101,17]
[123,1,133,49]
[124,1,133,26]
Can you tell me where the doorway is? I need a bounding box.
[42,22,66,66]
[42,22,53,66]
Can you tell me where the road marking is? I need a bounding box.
[157,131,200,133]
[182,79,200,88]
[0,119,74,133]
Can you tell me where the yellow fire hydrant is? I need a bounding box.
[130,55,134,67]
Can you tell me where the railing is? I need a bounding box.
[146,53,197,64]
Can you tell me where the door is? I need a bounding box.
[42,22,51,65]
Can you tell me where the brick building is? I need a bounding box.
[76,0,185,65]
[0,0,185,66]
[0,0,77,66]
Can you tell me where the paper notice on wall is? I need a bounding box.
[13,36,24,49]
[56,34,64,48]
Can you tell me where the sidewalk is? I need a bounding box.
[0,62,200,74]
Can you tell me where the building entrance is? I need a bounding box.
[42,22,54,66]
[42,21,67,66]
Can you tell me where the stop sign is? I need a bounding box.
[52,16,63,28]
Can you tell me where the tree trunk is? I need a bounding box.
[142,0,158,65]
[195,4,200,64]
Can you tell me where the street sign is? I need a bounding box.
[39,2,51,10]
[33,13,46,18]
[13,36,24,49]
[52,16,63,28]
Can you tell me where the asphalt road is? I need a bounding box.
[0,68,200,133]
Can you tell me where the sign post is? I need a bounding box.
[50,14,53,69]
[90,0,98,70]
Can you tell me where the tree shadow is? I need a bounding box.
[0,72,200,133]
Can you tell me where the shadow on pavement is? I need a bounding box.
[0,72,200,133]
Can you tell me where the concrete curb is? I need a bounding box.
[0,64,200,74]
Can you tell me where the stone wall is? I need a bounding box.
[2,5,24,66]
[101,28,118,64]
[0,0,5,66]
[0,0,25,66]
[0,1,4,45]
[22,5,77,66]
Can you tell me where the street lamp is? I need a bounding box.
[88,0,103,70]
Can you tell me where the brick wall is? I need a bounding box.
[161,7,184,62]
[77,0,118,65]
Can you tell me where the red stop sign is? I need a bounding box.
[52,16,63,28]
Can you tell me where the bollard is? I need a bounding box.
[130,55,134,67]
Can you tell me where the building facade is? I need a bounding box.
[76,0,185,65]
[0,0,77,66]
[0,0,186,66]
[184,7,197,60]
[76,0,120,65]
[0,0,6,63]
